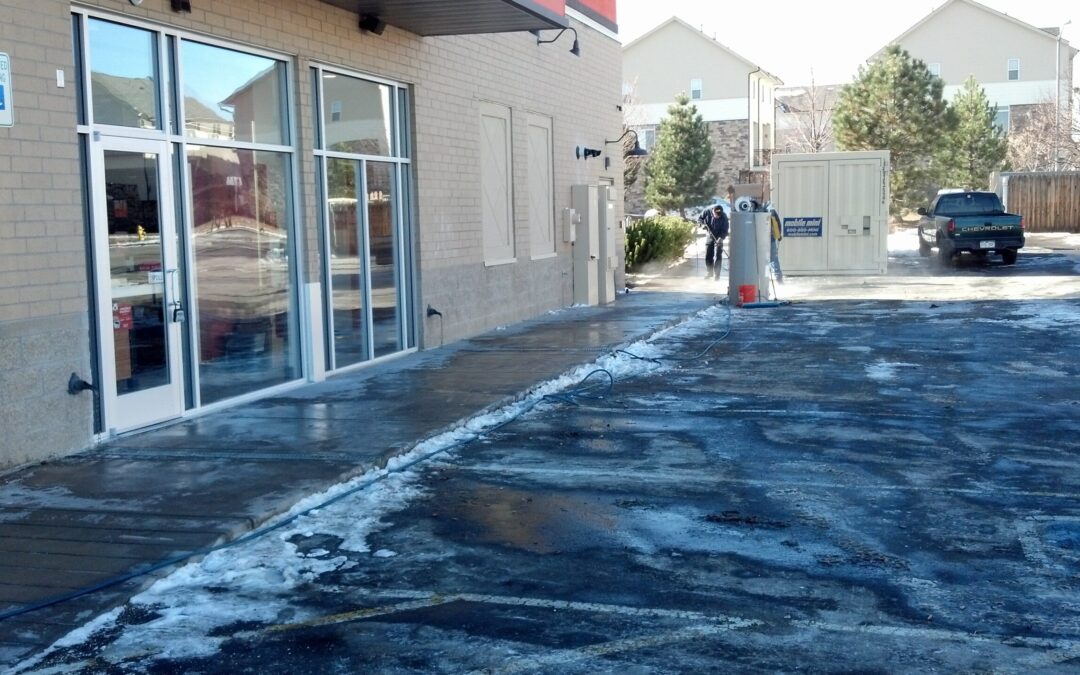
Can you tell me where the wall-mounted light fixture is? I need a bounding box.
[530,27,580,56]
[605,129,648,157]
[359,13,386,35]
[576,146,601,160]
[602,129,648,169]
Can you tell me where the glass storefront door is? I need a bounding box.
[90,136,185,431]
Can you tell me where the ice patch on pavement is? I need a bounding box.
[866,361,918,381]
[20,305,721,671]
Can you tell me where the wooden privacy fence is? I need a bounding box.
[992,172,1080,233]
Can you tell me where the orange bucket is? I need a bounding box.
[738,284,757,306]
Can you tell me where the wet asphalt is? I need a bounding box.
[12,237,1080,673]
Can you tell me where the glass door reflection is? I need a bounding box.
[105,150,169,393]
[366,162,400,358]
[93,138,184,432]
[327,158,368,368]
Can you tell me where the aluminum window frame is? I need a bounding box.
[72,7,306,414]
[311,63,415,372]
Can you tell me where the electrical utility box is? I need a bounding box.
[571,185,599,306]
[771,151,890,275]
[596,185,617,305]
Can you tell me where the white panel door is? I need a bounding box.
[777,161,830,272]
[829,160,883,271]
[479,102,514,264]
[527,115,555,259]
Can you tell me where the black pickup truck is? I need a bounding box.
[917,191,1024,265]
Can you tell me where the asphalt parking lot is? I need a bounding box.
[16,233,1080,673]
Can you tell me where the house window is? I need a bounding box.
[1008,58,1020,81]
[690,78,702,100]
[928,63,941,77]
[640,127,656,151]
[994,106,1010,132]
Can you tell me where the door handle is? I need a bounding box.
[165,269,185,323]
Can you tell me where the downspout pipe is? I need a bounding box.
[747,67,761,169]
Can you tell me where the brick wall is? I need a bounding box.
[624,119,749,214]
[1,0,622,467]
[0,0,91,467]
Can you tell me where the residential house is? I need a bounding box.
[880,0,1076,133]
[0,0,623,469]
[775,83,842,155]
[622,17,781,213]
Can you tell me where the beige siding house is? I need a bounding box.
[881,0,1076,131]
[622,17,781,213]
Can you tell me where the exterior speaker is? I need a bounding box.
[359,14,386,35]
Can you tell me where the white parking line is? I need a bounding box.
[264,589,1080,671]
[465,465,1080,501]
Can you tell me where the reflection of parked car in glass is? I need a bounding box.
[917,191,1024,265]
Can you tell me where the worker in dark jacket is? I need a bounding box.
[698,204,729,278]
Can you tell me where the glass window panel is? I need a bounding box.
[322,73,394,156]
[181,41,287,144]
[187,147,298,403]
[88,19,160,129]
[104,150,169,392]
[367,162,400,357]
[994,107,1010,132]
[326,158,367,368]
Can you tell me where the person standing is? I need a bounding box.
[698,204,729,279]
[768,205,784,283]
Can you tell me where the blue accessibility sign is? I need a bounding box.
[783,217,823,237]
[0,84,5,110]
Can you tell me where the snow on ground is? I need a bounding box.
[865,361,918,382]
[19,306,738,671]
[19,228,1080,668]
[888,227,921,257]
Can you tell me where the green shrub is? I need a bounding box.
[624,216,696,272]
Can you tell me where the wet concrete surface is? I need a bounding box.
[0,290,716,667]
[16,240,1080,672]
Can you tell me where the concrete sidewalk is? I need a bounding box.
[0,283,721,666]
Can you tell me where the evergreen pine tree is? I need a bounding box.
[937,77,1008,190]
[644,94,716,216]
[833,45,952,214]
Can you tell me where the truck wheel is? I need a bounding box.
[918,237,931,257]
[937,241,952,265]
[1001,249,1017,265]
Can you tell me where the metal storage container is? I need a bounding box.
[771,151,890,275]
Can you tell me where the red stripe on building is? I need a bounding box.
[530,0,567,16]
[570,0,616,23]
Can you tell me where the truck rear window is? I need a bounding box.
[935,193,1005,216]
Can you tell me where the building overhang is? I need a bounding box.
[317,0,569,36]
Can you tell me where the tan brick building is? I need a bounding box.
[0,0,624,468]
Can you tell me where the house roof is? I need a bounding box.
[623,16,782,84]
[875,0,1076,60]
